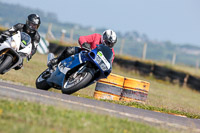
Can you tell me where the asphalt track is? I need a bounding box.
[0,80,200,132]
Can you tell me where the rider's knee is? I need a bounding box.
[64,47,76,55]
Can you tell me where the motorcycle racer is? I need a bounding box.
[49,29,117,68]
[0,14,41,62]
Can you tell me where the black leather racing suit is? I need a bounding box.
[0,23,40,70]
[0,23,40,59]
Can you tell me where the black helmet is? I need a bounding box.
[26,14,41,33]
[101,29,117,48]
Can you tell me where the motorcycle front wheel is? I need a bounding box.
[0,54,13,74]
[62,68,93,95]
[36,69,51,90]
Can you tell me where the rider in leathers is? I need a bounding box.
[0,14,41,69]
[49,29,117,68]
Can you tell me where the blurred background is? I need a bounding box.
[0,0,200,67]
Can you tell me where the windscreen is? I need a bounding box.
[97,44,113,64]
[20,32,31,47]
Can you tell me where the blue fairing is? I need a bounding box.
[47,44,112,87]
[47,52,87,86]
[87,47,112,79]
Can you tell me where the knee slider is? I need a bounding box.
[63,47,76,57]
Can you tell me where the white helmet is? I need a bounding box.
[101,29,117,48]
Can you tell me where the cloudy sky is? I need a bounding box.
[1,0,200,45]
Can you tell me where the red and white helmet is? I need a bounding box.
[101,29,117,48]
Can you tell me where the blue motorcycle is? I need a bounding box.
[36,44,113,94]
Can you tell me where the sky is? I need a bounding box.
[1,0,200,46]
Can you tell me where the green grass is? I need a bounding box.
[72,92,200,119]
[111,65,200,115]
[0,53,200,119]
[100,100,200,119]
[76,66,200,119]
[0,99,174,133]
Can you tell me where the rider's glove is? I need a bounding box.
[82,42,91,51]
[0,34,5,43]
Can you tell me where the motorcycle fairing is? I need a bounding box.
[45,44,112,89]
[0,39,14,51]
[47,52,88,87]
[0,31,32,74]
[87,46,112,79]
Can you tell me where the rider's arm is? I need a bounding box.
[1,23,24,36]
[78,33,101,49]
[78,36,87,46]
[29,32,40,59]
[31,41,38,56]
[0,23,24,42]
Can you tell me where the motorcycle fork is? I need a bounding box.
[72,65,85,78]
[0,49,9,57]
[0,49,16,61]
[78,63,96,77]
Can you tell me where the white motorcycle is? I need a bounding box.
[0,31,32,74]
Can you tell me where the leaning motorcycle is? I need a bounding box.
[0,31,32,74]
[36,44,113,94]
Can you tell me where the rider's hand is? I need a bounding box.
[82,42,91,51]
[0,34,9,43]
[0,35,4,43]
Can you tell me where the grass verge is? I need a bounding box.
[73,93,200,119]
[0,99,174,133]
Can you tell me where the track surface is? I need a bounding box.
[0,80,200,132]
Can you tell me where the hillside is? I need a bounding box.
[0,2,200,67]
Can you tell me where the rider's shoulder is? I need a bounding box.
[13,23,25,29]
[91,33,101,37]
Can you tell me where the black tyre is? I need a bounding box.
[62,68,93,95]
[0,54,13,74]
[36,69,51,90]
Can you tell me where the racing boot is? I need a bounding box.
[14,62,23,70]
[48,58,58,70]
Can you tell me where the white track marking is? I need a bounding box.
[0,84,199,132]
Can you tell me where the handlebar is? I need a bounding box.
[1,34,9,38]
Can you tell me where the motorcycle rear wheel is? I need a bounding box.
[62,68,93,95]
[0,54,13,74]
[36,69,51,90]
